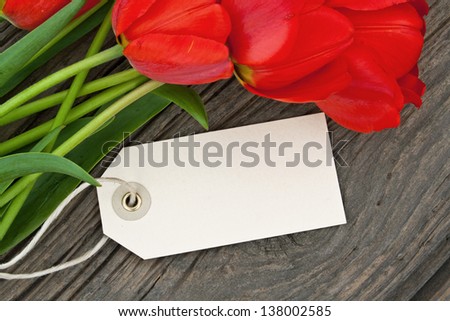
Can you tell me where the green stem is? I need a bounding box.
[0,70,143,126]
[0,45,123,118]
[0,78,147,156]
[0,80,163,208]
[54,81,164,156]
[46,8,113,151]
[27,0,108,65]
[0,183,34,241]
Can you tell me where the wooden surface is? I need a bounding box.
[0,0,448,300]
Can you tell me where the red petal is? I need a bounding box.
[301,0,327,13]
[3,0,100,30]
[327,0,430,16]
[338,4,424,78]
[409,0,430,16]
[241,59,351,103]
[222,0,306,66]
[124,34,233,85]
[326,0,411,10]
[123,2,230,43]
[231,5,354,90]
[112,0,157,36]
[398,67,426,108]
[316,47,404,133]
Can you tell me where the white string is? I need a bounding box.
[0,178,135,280]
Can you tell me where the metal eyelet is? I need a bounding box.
[112,182,151,221]
[122,192,142,212]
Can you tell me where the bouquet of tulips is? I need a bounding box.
[0,0,428,254]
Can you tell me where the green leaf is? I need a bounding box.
[0,183,34,241]
[154,84,209,130]
[0,126,64,240]
[0,12,7,24]
[30,126,64,153]
[0,2,113,97]
[0,93,170,254]
[0,203,10,221]
[0,182,11,196]
[0,0,87,87]
[56,116,115,142]
[0,127,63,195]
[0,153,99,186]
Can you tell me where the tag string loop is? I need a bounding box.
[0,178,136,280]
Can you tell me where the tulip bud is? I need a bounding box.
[224,0,428,133]
[1,0,100,30]
[112,0,234,85]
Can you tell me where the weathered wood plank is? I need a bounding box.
[0,0,448,300]
[413,258,450,301]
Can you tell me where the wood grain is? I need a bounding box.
[413,259,450,300]
[0,0,448,300]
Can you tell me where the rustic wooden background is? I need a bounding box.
[0,0,448,300]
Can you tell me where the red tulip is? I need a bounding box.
[1,0,100,31]
[112,0,234,85]
[223,0,428,133]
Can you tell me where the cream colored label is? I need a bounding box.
[97,113,346,259]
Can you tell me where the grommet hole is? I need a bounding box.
[122,192,142,212]
[113,182,151,221]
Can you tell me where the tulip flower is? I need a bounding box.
[112,0,234,85]
[1,0,100,30]
[223,0,428,133]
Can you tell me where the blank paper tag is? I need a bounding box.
[97,113,346,259]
